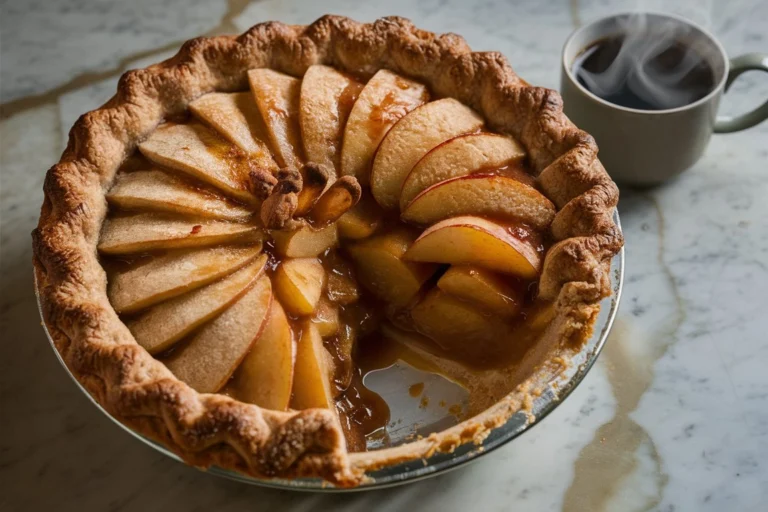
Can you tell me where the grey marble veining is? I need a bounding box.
[1,0,767,510]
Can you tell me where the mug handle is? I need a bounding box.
[714,53,768,133]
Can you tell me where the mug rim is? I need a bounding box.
[561,11,730,115]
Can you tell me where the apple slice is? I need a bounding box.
[189,91,278,171]
[300,65,363,173]
[399,133,526,208]
[107,245,262,314]
[248,68,304,170]
[312,297,340,338]
[273,257,326,316]
[106,169,252,221]
[370,98,484,209]
[437,265,523,319]
[163,274,273,393]
[291,320,337,410]
[347,228,438,308]
[232,300,294,411]
[128,254,268,354]
[401,174,556,230]
[404,216,542,279]
[98,214,262,255]
[272,222,338,258]
[138,122,257,204]
[309,176,361,224]
[411,288,506,365]
[336,193,384,240]
[340,70,429,185]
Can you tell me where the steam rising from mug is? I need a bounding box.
[576,15,711,110]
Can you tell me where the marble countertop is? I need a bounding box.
[2,0,767,510]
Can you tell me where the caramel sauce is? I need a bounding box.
[366,92,419,140]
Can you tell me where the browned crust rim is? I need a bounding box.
[31,15,622,487]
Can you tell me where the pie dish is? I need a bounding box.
[32,16,623,487]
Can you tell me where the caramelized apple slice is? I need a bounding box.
[272,222,338,258]
[107,245,262,314]
[309,176,362,224]
[98,214,262,255]
[233,300,294,411]
[404,216,542,279]
[312,297,340,338]
[248,68,304,170]
[300,65,363,173]
[341,70,429,185]
[164,274,272,393]
[138,122,257,204]
[106,169,252,221]
[273,257,326,316]
[347,228,438,308]
[400,133,526,208]
[128,254,268,354]
[189,92,278,171]
[437,265,523,319]
[402,174,556,230]
[336,193,384,240]
[371,98,484,209]
[291,320,337,410]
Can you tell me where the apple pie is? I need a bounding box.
[33,16,622,486]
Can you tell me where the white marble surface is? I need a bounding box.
[2,0,767,510]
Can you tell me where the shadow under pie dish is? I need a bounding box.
[32,16,623,487]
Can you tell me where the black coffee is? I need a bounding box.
[573,35,716,110]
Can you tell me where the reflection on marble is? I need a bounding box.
[1,0,767,510]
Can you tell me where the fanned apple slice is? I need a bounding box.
[106,169,252,221]
[347,228,438,308]
[300,65,363,173]
[164,274,273,393]
[341,69,429,185]
[291,320,337,410]
[274,257,326,316]
[189,91,278,171]
[437,265,523,319]
[336,193,384,240]
[232,300,294,411]
[404,216,542,279]
[138,122,257,204]
[108,245,262,314]
[401,174,556,230]
[98,214,262,255]
[248,68,303,170]
[272,222,338,258]
[399,133,526,208]
[127,254,268,354]
[370,98,484,209]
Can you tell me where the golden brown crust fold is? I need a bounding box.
[32,15,621,486]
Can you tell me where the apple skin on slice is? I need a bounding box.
[340,69,429,185]
[127,254,268,354]
[399,133,526,208]
[300,65,363,174]
[272,222,338,258]
[401,174,556,230]
[347,228,438,308]
[370,98,484,209]
[98,214,263,255]
[138,122,257,205]
[290,320,337,410]
[163,274,273,393]
[273,257,326,316]
[437,265,524,319]
[107,245,262,314]
[189,91,278,171]
[248,68,304,170]
[404,216,542,279]
[232,300,295,411]
[106,169,252,221]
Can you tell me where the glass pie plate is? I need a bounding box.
[38,212,624,491]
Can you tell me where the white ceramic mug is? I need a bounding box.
[561,12,768,186]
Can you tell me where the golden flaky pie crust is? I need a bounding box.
[32,16,623,486]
